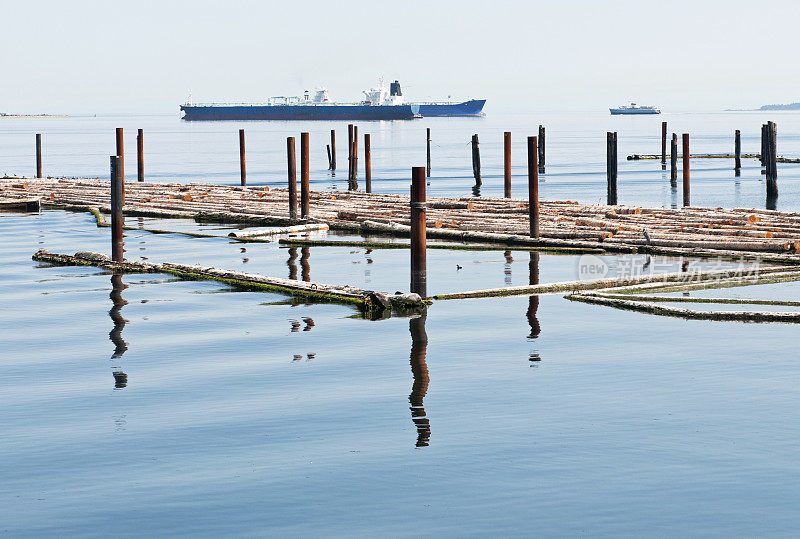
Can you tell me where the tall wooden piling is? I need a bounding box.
[410,166,427,298]
[670,133,678,182]
[115,128,124,182]
[426,127,431,177]
[110,155,124,262]
[287,137,297,220]
[471,134,481,185]
[137,129,144,183]
[35,134,42,178]
[682,133,690,207]
[607,131,618,205]
[504,131,512,198]
[528,136,539,238]
[760,124,766,166]
[661,121,667,168]
[330,129,336,171]
[364,133,372,194]
[300,132,310,218]
[734,129,741,171]
[538,125,545,171]
[238,129,246,186]
[766,121,778,199]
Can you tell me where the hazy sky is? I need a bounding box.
[3,0,799,114]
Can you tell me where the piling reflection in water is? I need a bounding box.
[767,191,778,211]
[109,274,128,358]
[287,247,298,280]
[409,312,431,448]
[526,252,541,340]
[300,247,310,282]
[109,273,129,389]
[504,250,513,286]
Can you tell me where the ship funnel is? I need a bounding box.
[390,80,402,97]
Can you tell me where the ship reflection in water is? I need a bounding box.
[109,273,129,389]
[409,312,430,448]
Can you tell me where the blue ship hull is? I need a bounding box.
[609,108,660,115]
[181,104,420,121]
[417,99,486,117]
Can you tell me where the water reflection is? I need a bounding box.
[504,250,513,286]
[409,312,431,448]
[300,247,310,282]
[287,247,298,280]
[109,273,129,389]
[472,184,481,197]
[767,191,778,211]
[109,274,128,358]
[526,252,541,340]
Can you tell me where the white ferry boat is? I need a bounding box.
[609,103,661,115]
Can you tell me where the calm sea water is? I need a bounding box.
[2,110,800,210]
[3,208,800,536]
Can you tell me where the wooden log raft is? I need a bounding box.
[31,249,426,314]
[5,178,800,262]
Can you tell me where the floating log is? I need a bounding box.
[628,153,760,160]
[432,266,784,301]
[0,198,40,211]
[32,249,426,313]
[567,293,800,323]
[228,223,329,238]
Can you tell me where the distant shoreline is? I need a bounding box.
[0,113,69,118]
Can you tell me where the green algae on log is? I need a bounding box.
[31,249,426,315]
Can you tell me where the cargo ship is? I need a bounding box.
[181,82,420,121]
[609,103,661,115]
[180,80,486,120]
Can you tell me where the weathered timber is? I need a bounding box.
[32,249,426,313]
[6,178,800,262]
[566,293,800,323]
[228,223,330,238]
[628,153,760,160]
[0,198,40,211]
[432,266,787,301]
[471,134,481,185]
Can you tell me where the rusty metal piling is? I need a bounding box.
[682,133,690,207]
[410,166,427,298]
[110,155,124,262]
[504,131,512,198]
[426,127,431,177]
[670,133,678,183]
[365,133,372,193]
[115,128,125,183]
[287,136,297,219]
[238,129,246,186]
[661,121,667,168]
[538,125,545,172]
[35,134,42,178]
[607,131,618,205]
[300,132,310,218]
[528,136,539,238]
[137,129,144,183]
